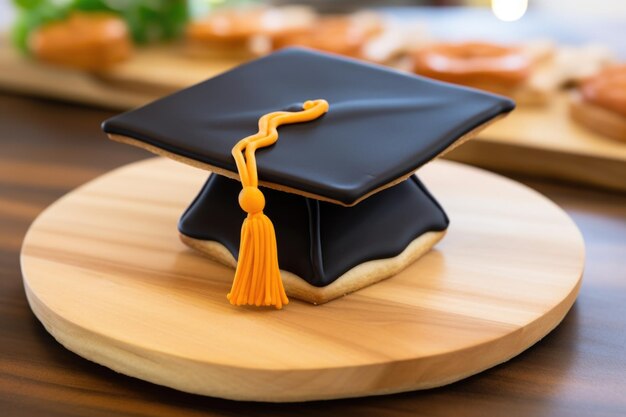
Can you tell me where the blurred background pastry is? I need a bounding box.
[186,5,317,59]
[411,41,558,105]
[271,11,383,59]
[29,12,132,71]
[570,65,626,142]
[11,0,187,70]
[553,44,615,86]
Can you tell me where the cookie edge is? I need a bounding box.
[179,230,446,305]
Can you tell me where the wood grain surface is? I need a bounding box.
[1,92,626,415]
[20,158,583,401]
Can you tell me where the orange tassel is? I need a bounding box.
[226,99,329,308]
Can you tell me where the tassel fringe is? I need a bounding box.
[227,213,288,309]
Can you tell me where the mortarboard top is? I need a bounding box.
[102,47,514,207]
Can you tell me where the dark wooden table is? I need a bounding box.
[1,92,625,417]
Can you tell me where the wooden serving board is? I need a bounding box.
[1,38,625,191]
[20,158,584,402]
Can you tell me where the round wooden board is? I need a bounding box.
[20,158,584,402]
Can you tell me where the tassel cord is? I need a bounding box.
[226,99,329,308]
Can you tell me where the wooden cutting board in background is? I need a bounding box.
[449,95,626,192]
[1,38,625,192]
[0,39,240,108]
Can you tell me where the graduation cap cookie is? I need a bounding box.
[102,48,514,308]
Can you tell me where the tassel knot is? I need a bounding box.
[238,186,265,214]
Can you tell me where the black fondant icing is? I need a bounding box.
[103,48,514,205]
[179,174,449,287]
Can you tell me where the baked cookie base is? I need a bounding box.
[180,230,446,305]
[569,91,626,142]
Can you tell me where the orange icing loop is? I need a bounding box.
[227,99,329,308]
